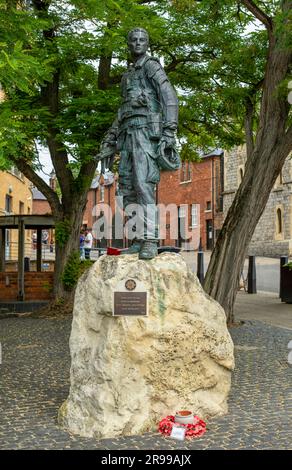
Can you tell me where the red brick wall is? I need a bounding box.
[158,157,219,250]
[0,272,54,301]
[32,199,51,215]
[33,159,223,250]
[81,158,224,250]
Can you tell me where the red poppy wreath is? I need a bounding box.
[158,415,207,439]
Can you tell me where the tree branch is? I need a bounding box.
[11,157,62,216]
[77,158,98,191]
[164,54,213,72]
[240,0,273,37]
[244,79,264,158]
[40,72,74,205]
[32,0,75,204]
[244,96,255,158]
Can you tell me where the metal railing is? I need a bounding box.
[2,242,56,262]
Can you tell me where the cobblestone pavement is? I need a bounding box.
[0,316,291,450]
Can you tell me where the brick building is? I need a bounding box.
[223,145,292,256]
[82,150,225,251]
[0,169,55,303]
[32,170,55,216]
[0,167,33,217]
[158,150,224,250]
[32,188,50,215]
[0,167,33,257]
[34,150,225,251]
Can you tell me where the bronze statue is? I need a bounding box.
[99,28,180,259]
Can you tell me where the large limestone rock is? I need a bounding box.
[59,253,234,439]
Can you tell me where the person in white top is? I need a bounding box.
[84,229,93,260]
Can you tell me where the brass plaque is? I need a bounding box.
[114,291,147,316]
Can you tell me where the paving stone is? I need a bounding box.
[0,317,291,449]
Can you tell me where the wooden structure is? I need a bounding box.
[0,215,54,301]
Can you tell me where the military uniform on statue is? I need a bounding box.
[99,27,180,259]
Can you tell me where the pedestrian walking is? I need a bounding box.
[84,229,93,260]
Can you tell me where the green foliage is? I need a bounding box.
[0,0,290,178]
[0,0,165,174]
[165,0,270,152]
[61,251,80,291]
[284,262,292,271]
[55,219,71,247]
[0,1,55,91]
[62,251,93,291]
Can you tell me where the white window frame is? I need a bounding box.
[191,204,199,227]
[179,206,186,218]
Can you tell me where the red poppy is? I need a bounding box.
[158,415,207,439]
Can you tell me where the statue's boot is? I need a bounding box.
[123,239,142,255]
[139,241,158,260]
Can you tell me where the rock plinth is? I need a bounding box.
[59,253,234,438]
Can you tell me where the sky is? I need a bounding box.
[37,145,53,182]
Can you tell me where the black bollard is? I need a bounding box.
[247,255,257,294]
[197,250,204,285]
[280,256,289,301]
[198,238,203,252]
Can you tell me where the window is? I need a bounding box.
[275,206,284,240]
[206,201,211,211]
[5,194,12,214]
[277,208,283,235]
[180,162,191,182]
[19,201,24,214]
[179,206,186,218]
[191,204,198,227]
[240,168,244,182]
[187,162,191,181]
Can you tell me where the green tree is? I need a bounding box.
[1,0,291,318]
[169,0,292,323]
[0,0,164,299]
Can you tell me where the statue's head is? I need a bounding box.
[127,28,149,58]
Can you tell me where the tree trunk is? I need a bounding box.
[53,196,88,300]
[204,29,292,324]
[204,142,290,324]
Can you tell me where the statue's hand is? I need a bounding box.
[157,127,179,167]
[160,125,176,148]
[97,137,117,173]
[97,120,119,172]
[159,135,176,148]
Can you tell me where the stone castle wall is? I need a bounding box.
[223,146,292,257]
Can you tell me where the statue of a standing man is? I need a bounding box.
[100,28,179,259]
